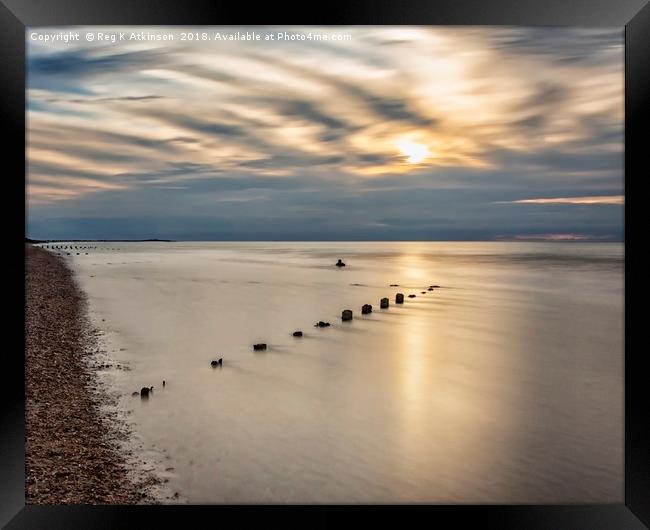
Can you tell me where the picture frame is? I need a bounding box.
[3,0,647,527]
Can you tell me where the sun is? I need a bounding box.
[396,140,429,164]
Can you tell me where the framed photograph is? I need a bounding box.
[3,0,648,527]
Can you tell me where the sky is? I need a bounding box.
[26,26,624,241]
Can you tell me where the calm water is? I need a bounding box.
[55,242,622,503]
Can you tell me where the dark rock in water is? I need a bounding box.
[293,331,303,337]
[211,360,218,367]
[390,284,399,287]
[335,259,346,267]
[132,391,139,397]
[315,321,331,328]
[430,285,440,288]
[395,293,404,304]
[380,298,389,308]
[163,380,166,387]
[341,309,353,321]
[361,304,372,315]
[408,294,416,298]
[428,287,434,291]
[140,387,150,398]
[253,343,267,351]
[421,291,426,294]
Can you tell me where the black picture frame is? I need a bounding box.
[3,1,648,527]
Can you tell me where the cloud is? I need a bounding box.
[29,49,157,77]
[503,195,624,205]
[26,26,624,240]
[28,48,164,94]
[497,233,614,241]
[45,95,165,104]
[485,28,622,66]
[257,56,438,128]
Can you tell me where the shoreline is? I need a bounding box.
[25,244,158,504]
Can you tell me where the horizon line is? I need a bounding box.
[26,237,624,243]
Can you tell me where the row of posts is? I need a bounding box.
[341,293,406,321]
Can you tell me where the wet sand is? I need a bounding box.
[25,244,157,504]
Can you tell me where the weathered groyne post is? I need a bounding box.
[342,309,353,321]
[380,298,389,309]
[395,293,404,304]
[361,304,372,314]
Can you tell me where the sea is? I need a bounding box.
[47,241,623,503]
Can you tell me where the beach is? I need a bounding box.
[25,244,157,504]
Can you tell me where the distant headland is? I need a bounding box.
[26,237,173,244]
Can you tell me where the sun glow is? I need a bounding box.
[396,140,430,164]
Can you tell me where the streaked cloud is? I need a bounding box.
[498,233,614,241]
[502,195,624,205]
[26,26,624,240]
